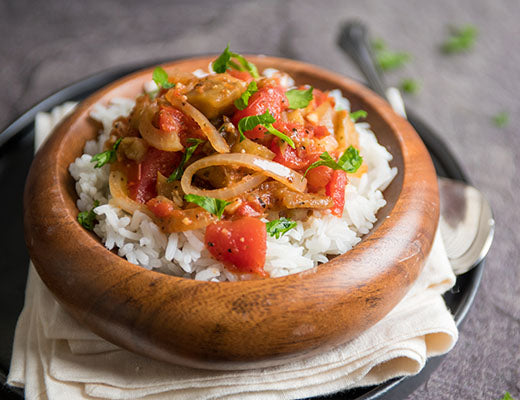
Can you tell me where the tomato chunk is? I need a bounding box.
[231,86,288,140]
[227,69,253,83]
[157,105,205,146]
[205,217,267,276]
[306,165,333,193]
[146,197,175,218]
[326,170,348,217]
[270,122,322,172]
[127,147,181,203]
[234,201,263,217]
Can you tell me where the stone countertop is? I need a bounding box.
[1,0,519,399]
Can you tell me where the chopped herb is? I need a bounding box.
[305,146,363,176]
[492,111,509,128]
[400,78,420,94]
[349,110,368,122]
[168,138,205,182]
[234,81,258,110]
[441,24,478,54]
[237,110,295,148]
[376,50,411,71]
[266,217,297,239]
[77,200,99,231]
[212,44,260,78]
[371,39,410,71]
[91,138,122,168]
[286,86,314,109]
[499,393,516,400]
[152,67,175,89]
[371,38,386,52]
[184,194,231,219]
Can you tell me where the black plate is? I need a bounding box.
[0,61,484,400]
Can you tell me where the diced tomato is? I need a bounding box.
[205,217,267,276]
[157,106,184,133]
[234,201,263,217]
[313,125,330,138]
[157,105,205,147]
[306,165,333,193]
[312,88,330,107]
[227,69,253,83]
[231,86,288,140]
[127,147,181,203]
[326,170,348,217]
[146,197,175,218]
[269,122,322,171]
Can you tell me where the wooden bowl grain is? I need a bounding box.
[24,56,439,370]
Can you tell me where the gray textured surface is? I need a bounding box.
[1,0,519,399]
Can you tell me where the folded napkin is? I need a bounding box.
[7,105,458,399]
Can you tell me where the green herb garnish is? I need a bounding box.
[237,110,295,148]
[371,39,411,71]
[400,78,420,94]
[77,200,99,231]
[286,87,314,109]
[234,81,258,110]
[168,138,205,182]
[377,50,411,71]
[499,392,516,400]
[152,67,175,90]
[492,111,509,128]
[91,138,122,168]
[212,44,260,78]
[184,194,231,219]
[350,110,368,122]
[266,217,297,239]
[305,146,363,176]
[441,25,478,54]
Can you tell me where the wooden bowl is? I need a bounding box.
[24,56,439,370]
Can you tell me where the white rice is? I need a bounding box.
[64,73,397,282]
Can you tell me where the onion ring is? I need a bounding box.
[181,153,307,199]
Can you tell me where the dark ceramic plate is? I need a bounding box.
[0,60,484,400]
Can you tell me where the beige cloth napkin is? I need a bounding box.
[7,104,458,399]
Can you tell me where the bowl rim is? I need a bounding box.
[24,55,439,369]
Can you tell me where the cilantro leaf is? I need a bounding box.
[184,194,231,219]
[376,50,411,71]
[492,111,509,128]
[350,110,367,122]
[168,138,205,182]
[304,146,363,176]
[237,110,295,148]
[266,217,297,239]
[212,44,232,73]
[212,44,260,78]
[337,146,364,172]
[286,87,314,109]
[152,67,175,89]
[91,138,122,168]
[371,38,411,71]
[234,81,258,110]
[77,200,99,231]
[441,25,478,54]
[400,78,420,94]
[499,392,516,400]
[371,38,386,52]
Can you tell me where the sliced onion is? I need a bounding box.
[165,92,230,154]
[108,170,153,217]
[138,104,184,152]
[181,153,307,199]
